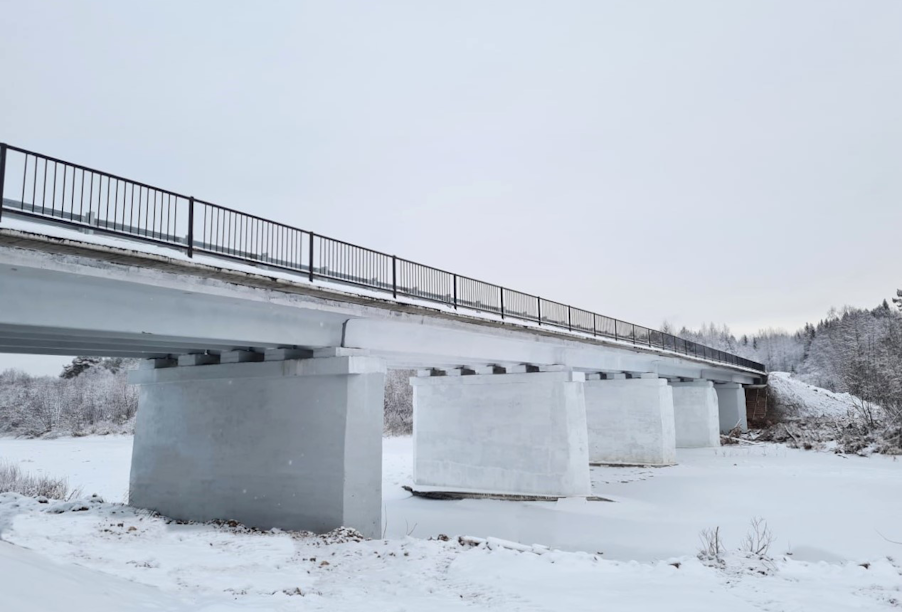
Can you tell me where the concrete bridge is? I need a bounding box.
[0,143,765,537]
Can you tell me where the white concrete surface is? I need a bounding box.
[411,370,591,497]
[715,383,749,433]
[670,381,721,448]
[584,377,676,466]
[128,356,386,537]
[0,237,762,384]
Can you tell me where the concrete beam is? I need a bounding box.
[177,353,221,367]
[139,358,178,370]
[342,318,758,380]
[469,365,506,375]
[506,364,540,373]
[0,244,762,380]
[264,348,314,361]
[220,350,264,364]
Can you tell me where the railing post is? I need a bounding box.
[0,143,7,222]
[392,255,397,299]
[537,297,541,325]
[568,306,572,331]
[613,320,618,341]
[592,314,597,337]
[308,232,315,282]
[186,196,194,257]
[500,287,504,319]
[452,274,458,309]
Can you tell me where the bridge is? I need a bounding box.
[0,143,765,537]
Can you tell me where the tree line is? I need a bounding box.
[0,356,415,438]
[675,292,902,430]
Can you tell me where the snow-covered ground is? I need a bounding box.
[2,435,902,610]
[768,371,867,418]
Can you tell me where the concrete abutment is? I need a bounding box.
[128,354,385,538]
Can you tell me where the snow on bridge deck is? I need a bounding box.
[0,221,762,384]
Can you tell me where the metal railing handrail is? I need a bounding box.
[0,142,766,373]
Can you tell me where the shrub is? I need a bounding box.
[698,526,724,564]
[0,462,80,500]
[741,517,775,558]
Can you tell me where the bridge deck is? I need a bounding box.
[0,142,764,374]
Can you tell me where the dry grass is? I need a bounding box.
[0,461,80,500]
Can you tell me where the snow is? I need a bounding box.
[0,541,229,612]
[2,435,902,610]
[769,371,867,418]
[0,435,132,502]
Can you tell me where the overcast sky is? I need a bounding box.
[2,1,901,375]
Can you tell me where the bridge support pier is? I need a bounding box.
[670,381,721,448]
[715,383,748,433]
[411,368,590,498]
[584,374,676,466]
[128,354,385,537]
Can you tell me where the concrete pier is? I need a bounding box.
[584,374,676,466]
[715,383,748,433]
[670,380,721,448]
[128,354,386,537]
[411,368,591,498]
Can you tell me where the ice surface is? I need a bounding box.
[2,435,901,610]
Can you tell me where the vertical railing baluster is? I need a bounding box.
[51,162,57,214]
[392,255,397,298]
[0,143,6,222]
[21,153,28,207]
[40,158,47,212]
[308,232,315,281]
[187,197,195,257]
[61,165,67,218]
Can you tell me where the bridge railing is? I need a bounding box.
[0,144,191,250]
[0,143,766,373]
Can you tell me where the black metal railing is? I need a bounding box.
[0,143,766,373]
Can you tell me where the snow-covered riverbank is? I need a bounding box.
[2,435,901,610]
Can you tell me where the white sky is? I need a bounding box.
[1,1,901,376]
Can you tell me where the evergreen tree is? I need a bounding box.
[60,357,102,379]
